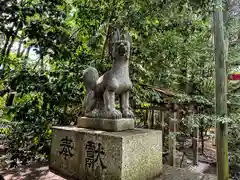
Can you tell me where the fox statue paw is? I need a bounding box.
[104,109,122,119]
[122,109,134,118]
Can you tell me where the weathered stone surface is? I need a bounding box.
[50,127,79,179]
[49,126,162,180]
[77,117,134,132]
[82,29,134,119]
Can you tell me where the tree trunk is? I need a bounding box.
[6,36,16,56]
[102,24,113,60]
[5,34,18,107]
[192,126,199,165]
[39,47,44,72]
[1,23,15,56]
[40,57,44,71]
[213,0,229,179]
[0,35,10,79]
[5,92,15,107]
[6,23,20,56]
[22,46,31,70]
[17,37,24,57]
[200,126,204,154]
[1,35,10,56]
[25,46,31,59]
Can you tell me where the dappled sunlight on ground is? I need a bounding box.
[0,162,66,180]
[1,163,217,180]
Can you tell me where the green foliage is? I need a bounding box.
[228,113,240,165]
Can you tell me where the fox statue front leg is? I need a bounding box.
[84,91,104,118]
[103,90,122,119]
[120,91,134,118]
[83,90,96,113]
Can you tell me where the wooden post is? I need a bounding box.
[147,109,155,129]
[151,109,155,129]
[213,0,229,179]
[189,104,199,165]
[192,126,199,165]
[144,109,148,128]
[147,109,152,129]
[161,111,165,145]
[169,107,177,166]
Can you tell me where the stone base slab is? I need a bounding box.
[49,126,162,180]
[77,117,134,131]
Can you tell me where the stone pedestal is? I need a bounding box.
[77,117,135,132]
[49,126,163,180]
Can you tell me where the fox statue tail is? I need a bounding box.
[83,67,99,93]
[82,67,99,113]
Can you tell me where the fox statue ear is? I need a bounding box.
[121,32,132,47]
[126,33,132,47]
[111,29,118,58]
[113,29,120,42]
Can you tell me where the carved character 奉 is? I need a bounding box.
[83,29,134,119]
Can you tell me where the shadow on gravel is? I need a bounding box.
[0,162,65,180]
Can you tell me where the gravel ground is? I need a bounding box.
[156,165,217,180]
[0,162,65,180]
[0,163,217,180]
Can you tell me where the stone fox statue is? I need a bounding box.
[83,29,134,119]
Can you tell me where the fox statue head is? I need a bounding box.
[111,29,132,60]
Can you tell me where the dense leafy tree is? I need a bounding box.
[0,0,240,167]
